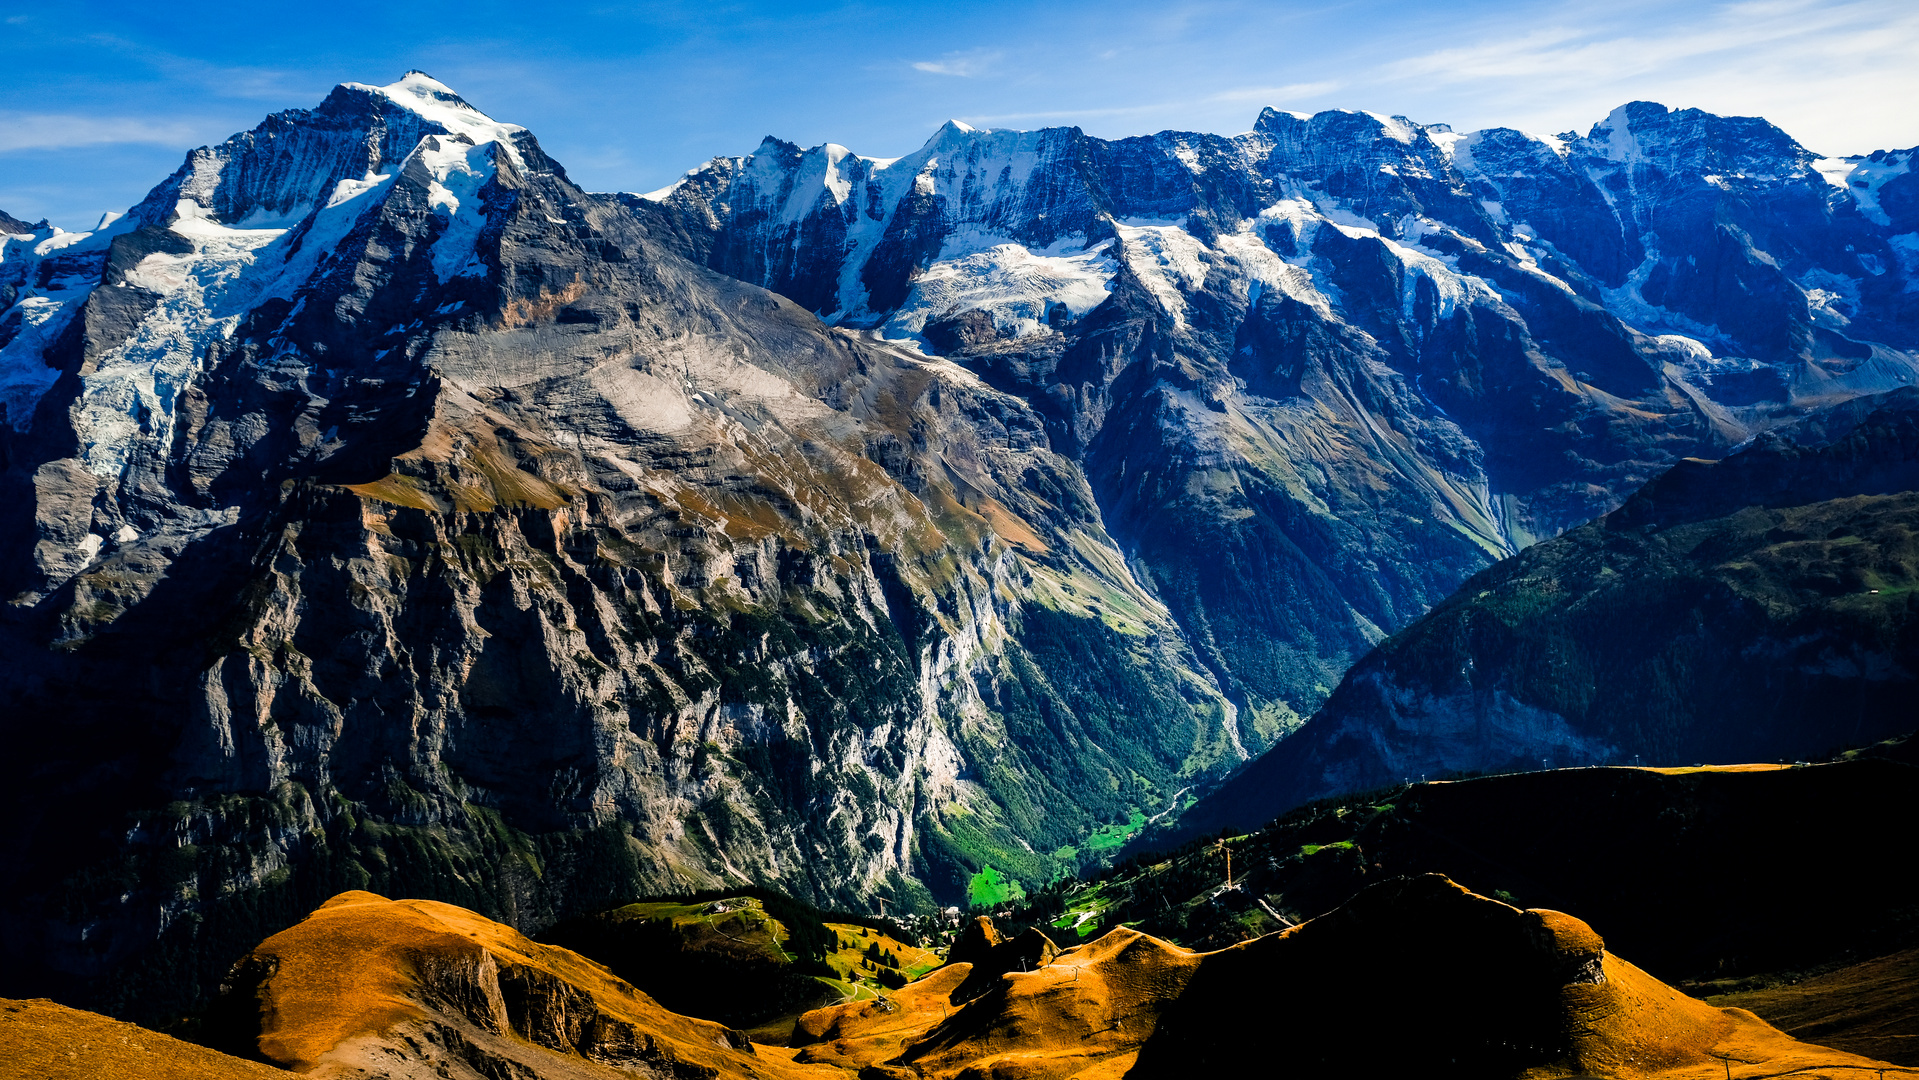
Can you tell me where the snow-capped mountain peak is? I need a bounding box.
[347,70,526,145]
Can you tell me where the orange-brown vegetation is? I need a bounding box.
[215,890,842,1079]
[1625,763,1793,775]
[787,875,1902,1080]
[1708,947,1919,1066]
[348,411,576,515]
[0,998,288,1080]
[8,882,1897,1080]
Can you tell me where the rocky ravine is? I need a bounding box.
[0,75,1236,1021]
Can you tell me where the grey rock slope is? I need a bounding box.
[639,104,1919,743]
[0,76,1236,1019]
[0,209,48,236]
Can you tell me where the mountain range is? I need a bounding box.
[2,71,1916,1020]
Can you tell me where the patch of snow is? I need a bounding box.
[1655,333,1715,365]
[1214,222,1335,319]
[0,218,137,430]
[634,178,686,202]
[820,143,857,204]
[412,135,500,282]
[1588,104,1647,165]
[1382,233,1490,325]
[76,218,283,479]
[1534,132,1571,159]
[1365,112,1417,144]
[346,71,526,143]
[1113,219,1211,324]
[33,228,96,257]
[0,296,74,430]
[1827,150,1912,227]
[1813,157,1856,190]
[880,238,1116,344]
[1169,139,1203,172]
[1600,244,1730,345]
[1426,129,1466,161]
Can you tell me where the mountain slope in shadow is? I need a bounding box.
[1171,391,1919,841]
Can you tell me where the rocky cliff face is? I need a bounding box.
[0,75,1236,1020]
[640,103,1919,740]
[1171,391,1919,840]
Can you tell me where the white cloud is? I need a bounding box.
[957,82,1341,130]
[0,113,202,153]
[958,104,1174,125]
[1207,82,1339,104]
[912,49,1002,77]
[1370,0,1919,152]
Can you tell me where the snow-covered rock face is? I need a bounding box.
[643,97,1919,757]
[657,98,1917,368]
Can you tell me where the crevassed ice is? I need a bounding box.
[1113,220,1211,325]
[77,207,282,479]
[882,237,1116,344]
[62,170,397,477]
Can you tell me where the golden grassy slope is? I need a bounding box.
[786,876,1905,1080]
[591,896,797,964]
[0,998,287,1080]
[8,882,1899,1080]
[229,890,843,1079]
[1708,948,1919,1066]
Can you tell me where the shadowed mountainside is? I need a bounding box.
[1065,756,1919,994]
[1168,392,1919,841]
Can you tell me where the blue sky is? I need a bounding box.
[4,0,1916,230]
